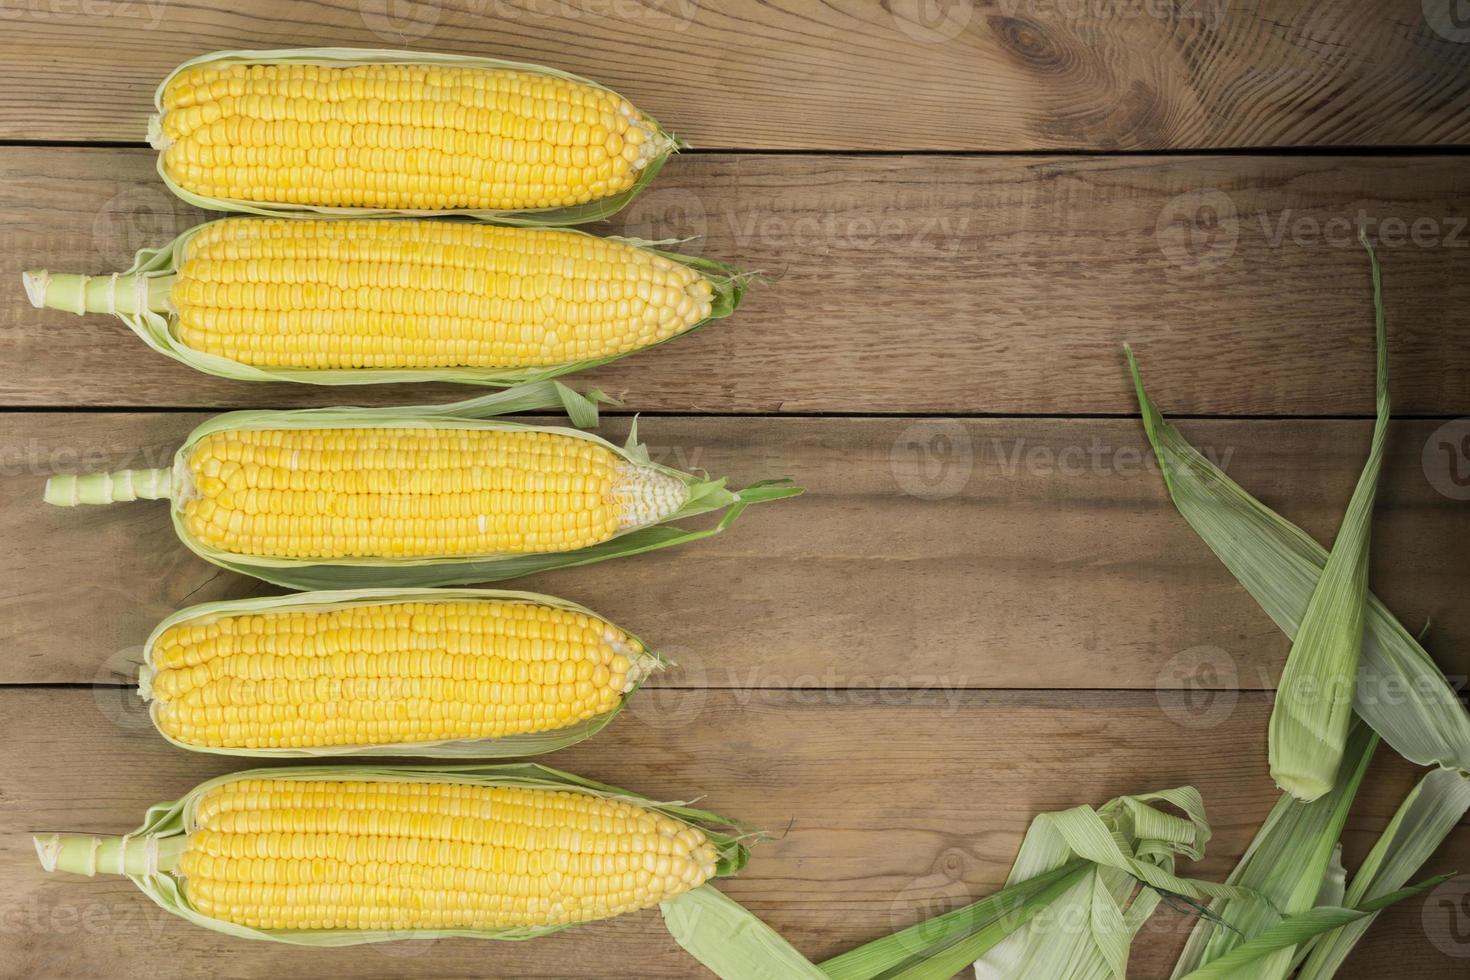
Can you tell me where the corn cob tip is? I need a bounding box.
[34,832,183,876]
[44,468,174,507]
[33,833,61,873]
[147,112,168,150]
[43,475,77,507]
[21,270,48,309]
[22,270,162,316]
[620,643,662,692]
[615,463,688,530]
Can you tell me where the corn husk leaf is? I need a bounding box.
[150,49,681,225]
[136,587,663,758]
[1175,875,1452,980]
[1170,725,1378,979]
[1296,767,1470,978]
[177,406,799,589]
[970,787,1249,980]
[22,222,746,388]
[821,863,1088,980]
[32,763,751,947]
[1266,236,1391,800]
[1315,845,1347,910]
[661,884,829,980]
[1124,357,1470,773]
[817,788,1248,980]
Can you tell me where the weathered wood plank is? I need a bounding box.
[4,148,1468,414]
[1,688,1464,978]
[5,414,1467,691]
[1,1,1467,148]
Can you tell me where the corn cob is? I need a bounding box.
[39,384,800,589]
[52,425,685,559]
[34,765,750,941]
[151,50,676,219]
[143,590,660,755]
[22,218,738,384]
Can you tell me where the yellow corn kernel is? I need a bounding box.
[158,62,666,211]
[177,427,688,560]
[169,217,714,370]
[149,599,653,749]
[176,778,720,929]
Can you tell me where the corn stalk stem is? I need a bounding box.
[34,833,186,876]
[22,271,173,316]
[44,468,173,507]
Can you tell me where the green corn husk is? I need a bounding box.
[1268,235,1392,801]
[1125,351,1470,773]
[40,381,800,589]
[810,788,1250,980]
[150,48,681,224]
[32,763,752,947]
[658,780,1451,980]
[663,884,830,980]
[22,222,746,388]
[1171,724,1379,978]
[1173,877,1451,980]
[138,587,664,758]
[1295,767,1470,978]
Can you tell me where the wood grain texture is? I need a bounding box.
[1,1,1468,148]
[1,687,1465,979]
[5,149,1470,414]
[5,414,1467,691]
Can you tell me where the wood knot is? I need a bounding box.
[989,15,1070,73]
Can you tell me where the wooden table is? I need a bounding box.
[3,3,1469,977]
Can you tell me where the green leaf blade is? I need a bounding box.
[1124,351,1470,774]
[1171,725,1378,978]
[661,885,827,980]
[1296,768,1470,979]
[1268,236,1392,802]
